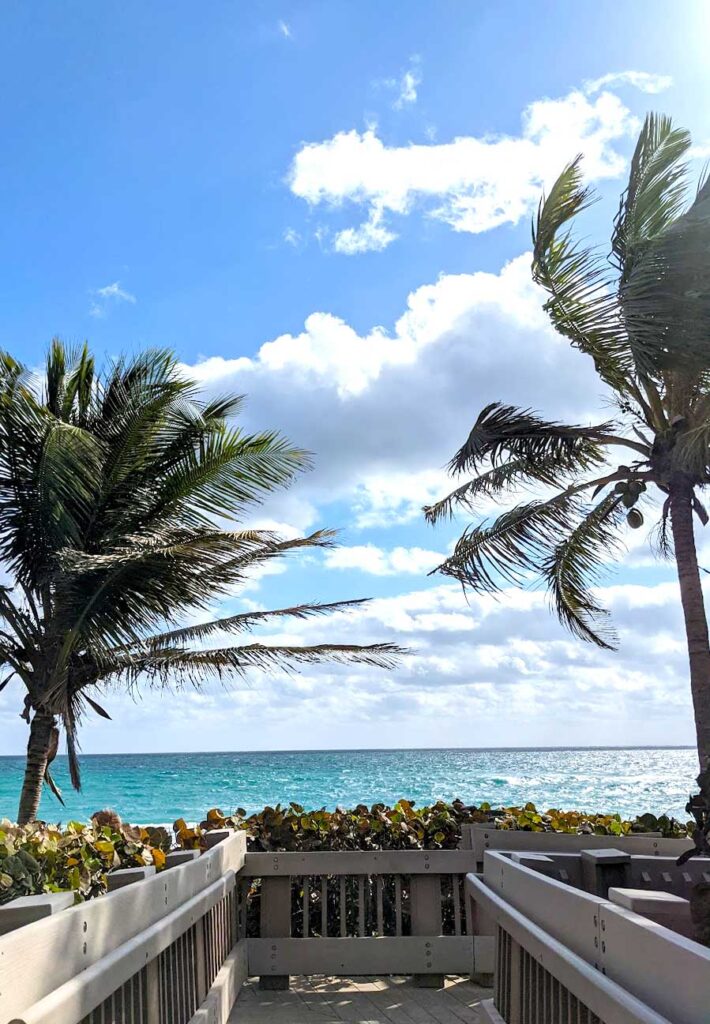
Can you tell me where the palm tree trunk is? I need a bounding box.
[17,708,56,824]
[669,475,710,769]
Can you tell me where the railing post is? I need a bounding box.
[410,873,444,988]
[107,866,156,891]
[467,889,495,986]
[581,848,631,897]
[0,892,74,935]
[259,875,291,990]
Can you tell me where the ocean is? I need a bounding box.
[0,747,697,826]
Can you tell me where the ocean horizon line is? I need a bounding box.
[0,743,697,760]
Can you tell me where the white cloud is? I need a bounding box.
[324,544,444,576]
[2,573,698,756]
[207,577,695,747]
[288,80,646,252]
[89,281,136,318]
[283,227,301,247]
[278,20,291,38]
[185,253,607,532]
[583,71,673,95]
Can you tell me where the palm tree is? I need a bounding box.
[1,342,402,824]
[425,114,710,769]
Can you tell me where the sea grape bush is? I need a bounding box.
[176,801,693,941]
[0,819,171,905]
[0,800,691,906]
[176,799,691,852]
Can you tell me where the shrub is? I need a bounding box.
[0,819,171,904]
[0,799,692,907]
[176,799,692,852]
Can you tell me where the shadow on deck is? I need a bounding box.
[229,975,493,1023]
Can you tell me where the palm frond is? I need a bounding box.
[651,496,674,560]
[612,113,691,282]
[448,402,611,475]
[433,492,579,593]
[424,454,579,524]
[541,493,625,649]
[138,599,370,648]
[95,641,405,690]
[622,174,710,374]
[61,342,95,426]
[532,160,633,389]
[54,530,341,656]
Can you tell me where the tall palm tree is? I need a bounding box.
[1,342,402,824]
[426,114,710,768]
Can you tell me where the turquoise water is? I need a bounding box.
[0,747,697,825]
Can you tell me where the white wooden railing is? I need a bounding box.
[468,850,710,1024]
[460,822,694,868]
[2,832,248,1024]
[1,827,705,1024]
[1,835,493,1024]
[240,848,492,986]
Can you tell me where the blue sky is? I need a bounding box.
[2,1,710,754]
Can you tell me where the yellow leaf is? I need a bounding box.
[152,848,166,869]
[94,840,115,856]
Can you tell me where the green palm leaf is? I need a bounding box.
[2,342,403,818]
[449,403,612,474]
[541,493,626,649]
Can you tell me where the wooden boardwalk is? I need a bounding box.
[230,976,493,1023]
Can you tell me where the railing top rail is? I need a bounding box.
[466,873,673,1024]
[483,849,604,962]
[9,873,236,1024]
[463,823,693,862]
[0,831,246,1023]
[241,848,478,876]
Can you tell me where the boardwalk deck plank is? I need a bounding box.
[228,976,492,1024]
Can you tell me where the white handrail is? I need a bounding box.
[9,874,236,1024]
[467,873,673,1024]
[0,832,246,1024]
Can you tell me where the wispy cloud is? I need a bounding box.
[377,56,422,110]
[89,281,136,318]
[583,70,672,95]
[278,19,291,39]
